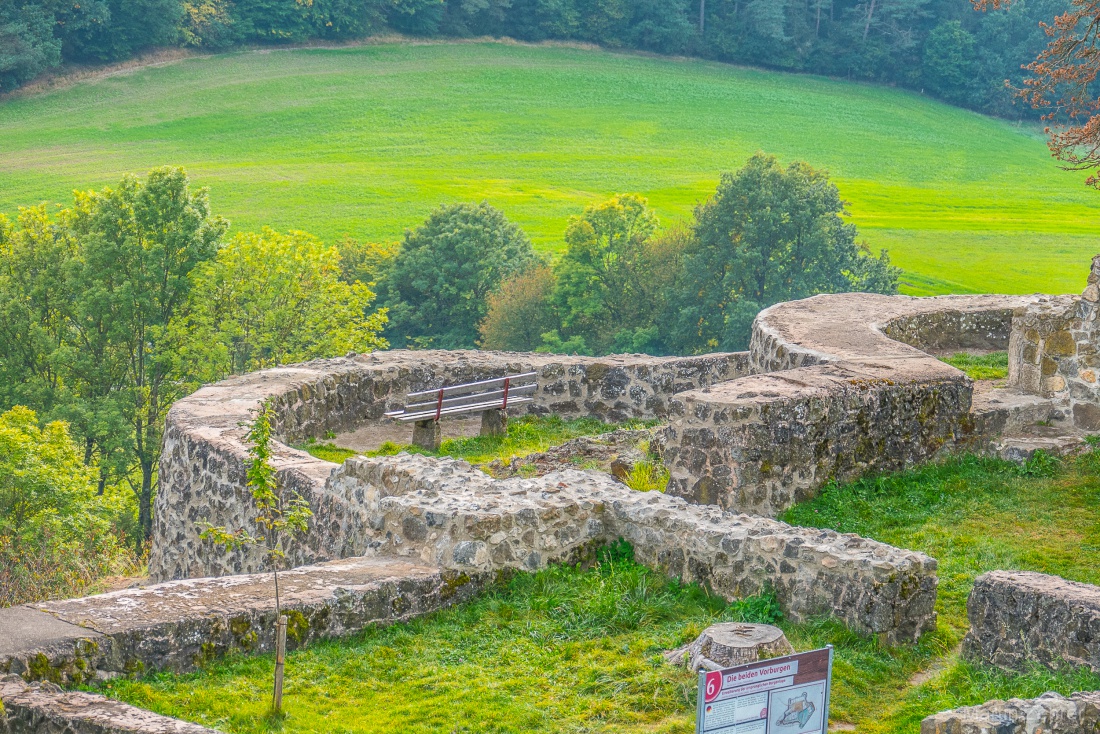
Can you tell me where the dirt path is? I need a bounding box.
[332,415,482,453]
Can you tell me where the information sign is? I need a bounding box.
[695,646,833,734]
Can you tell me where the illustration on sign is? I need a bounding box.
[695,647,833,734]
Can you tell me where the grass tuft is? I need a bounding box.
[940,351,1009,381]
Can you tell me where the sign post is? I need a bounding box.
[695,646,833,734]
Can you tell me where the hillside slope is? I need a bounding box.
[1,41,1097,295]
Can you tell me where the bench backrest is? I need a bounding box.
[384,372,538,422]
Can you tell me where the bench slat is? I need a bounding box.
[403,371,537,401]
[393,383,538,414]
[393,396,534,422]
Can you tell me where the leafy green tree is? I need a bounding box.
[62,0,183,62]
[663,153,898,353]
[478,264,558,352]
[550,194,685,354]
[383,202,537,349]
[0,1,61,90]
[0,406,137,606]
[181,228,388,381]
[923,20,976,104]
[64,167,227,544]
[0,207,77,423]
[180,0,239,48]
[337,237,399,287]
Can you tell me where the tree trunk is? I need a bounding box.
[699,0,706,33]
[665,623,794,671]
[138,460,154,551]
[863,0,876,41]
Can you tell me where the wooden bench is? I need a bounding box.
[384,372,538,450]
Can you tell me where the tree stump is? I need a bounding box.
[665,623,794,671]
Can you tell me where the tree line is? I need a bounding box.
[1,0,1069,119]
[373,153,899,355]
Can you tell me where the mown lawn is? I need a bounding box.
[102,451,1100,732]
[2,42,1099,295]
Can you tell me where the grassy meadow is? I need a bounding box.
[2,41,1099,295]
[100,451,1100,733]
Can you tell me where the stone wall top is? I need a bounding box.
[750,293,1032,374]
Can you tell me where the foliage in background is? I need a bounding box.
[546,194,677,355]
[0,167,386,554]
[0,167,227,544]
[0,406,139,607]
[0,0,1070,129]
[336,237,399,288]
[478,264,559,352]
[941,351,1009,380]
[663,153,898,353]
[382,201,538,349]
[473,163,896,358]
[181,228,388,382]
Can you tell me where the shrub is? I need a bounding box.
[0,406,139,607]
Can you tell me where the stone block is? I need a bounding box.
[921,691,1100,734]
[962,571,1100,673]
[412,419,441,451]
[480,408,507,437]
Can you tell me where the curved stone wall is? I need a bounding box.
[148,348,939,642]
[661,294,1037,516]
[151,350,748,580]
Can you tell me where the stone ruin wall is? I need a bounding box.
[963,570,1100,674]
[151,350,749,581]
[150,348,939,643]
[661,294,1036,517]
[330,454,937,642]
[920,570,1100,732]
[920,691,1100,734]
[149,262,1100,663]
[1009,272,1100,434]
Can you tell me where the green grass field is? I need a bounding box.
[2,41,1099,296]
[100,452,1100,733]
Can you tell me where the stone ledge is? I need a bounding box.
[0,675,218,734]
[663,293,1039,516]
[920,691,1100,734]
[0,557,486,686]
[963,570,1100,673]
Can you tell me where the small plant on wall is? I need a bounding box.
[198,399,312,715]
